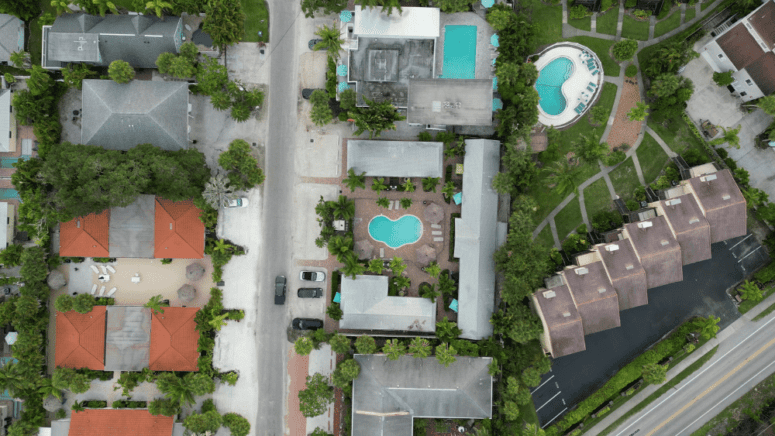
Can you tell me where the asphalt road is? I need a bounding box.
[255,0,300,434]
[612,314,775,436]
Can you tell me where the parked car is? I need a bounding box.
[300,271,326,281]
[274,276,286,305]
[308,39,322,50]
[292,318,324,330]
[302,88,324,100]
[226,197,249,208]
[297,288,323,298]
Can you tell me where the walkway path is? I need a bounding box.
[535,0,729,248]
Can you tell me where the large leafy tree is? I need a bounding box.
[313,25,344,59]
[203,0,245,49]
[435,343,457,367]
[0,362,34,397]
[301,0,347,18]
[382,339,406,360]
[491,145,536,196]
[156,372,215,406]
[349,97,406,139]
[223,413,251,436]
[218,139,265,190]
[544,160,579,197]
[355,335,377,354]
[491,304,543,344]
[295,337,314,356]
[328,333,351,355]
[574,133,607,163]
[183,410,222,434]
[298,373,334,417]
[0,0,40,20]
[641,363,667,385]
[145,0,173,17]
[757,95,775,116]
[331,359,360,389]
[108,60,135,84]
[62,64,96,90]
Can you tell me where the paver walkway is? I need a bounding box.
[606,77,642,149]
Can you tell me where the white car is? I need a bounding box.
[226,197,249,208]
[299,271,326,282]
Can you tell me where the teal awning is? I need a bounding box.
[481,0,494,7]
[334,292,341,303]
[453,192,462,205]
[492,98,503,111]
[340,10,352,22]
[490,34,499,47]
[338,82,350,92]
[337,64,348,76]
[493,77,497,90]
[450,299,459,313]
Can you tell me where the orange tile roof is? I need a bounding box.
[68,409,174,436]
[55,307,106,370]
[149,307,200,371]
[154,198,205,259]
[59,211,110,257]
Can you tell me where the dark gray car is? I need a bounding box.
[274,276,286,305]
[297,288,323,298]
[292,318,324,330]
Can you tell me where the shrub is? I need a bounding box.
[602,150,626,166]
[625,64,638,78]
[713,71,734,87]
[626,199,640,211]
[755,262,775,283]
[613,39,639,61]
[418,131,433,141]
[591,210,624,233]
[222,371,239,386]
[569,4,590,19]
[633,9,652,19]
[326,303,343,320]
[601,0,614,9]
[223,413,251,436]
[625,0,637,7]
[55,409,66,419]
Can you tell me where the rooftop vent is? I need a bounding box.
[76,220,81,229]
[605,244,619,252]
[700,174,717,183]
[625,264,634,270]
[542,290,556,299]
[598,287,607,294]
[169,223,173,230]
[661,240,669,246]
[562,312,571,317]
[575,267,589,275]
[637,221,653,229]
[722,194,731,200]
[668,198,682,207]
[689,218,700,224]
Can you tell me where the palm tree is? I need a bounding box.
[331,195,355,220]
[38,378,64,401]
[393,275,410,290]
[711,125,742,149]
[328,234,353,262]
[371,177,388,193]
[435,342,457,367]
[441,181,456,199]
[420,283,440,302]
[313,25,344,59]
[343,168,366,191]
[203,172,235,209]
[401,178,415,192]
[382,339,406,360]
[341,252,366,279]
[71,401,85,413]
[368,259,383,274]
[380,0,402,15]
[9,51,29,69]
[389,257,406,276]
[399,198,412,209]
[145,0,173,18]
[144,294,168,315]
[422,177,440,192]
[0,362,32,397]
[376,197,390,208]
[544,160,578,197]
[51,0,72,14]
[408,337,431,358]
[208,312,229,331]
[425,261,441,279]
[93,0,118,16]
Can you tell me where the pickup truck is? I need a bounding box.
[274,275,286,305]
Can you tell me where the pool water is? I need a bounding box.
[441,25,477,79]
[536,57,574,116]
[0,156,31,169]
[0,189,20,200]
[369,215,423,249]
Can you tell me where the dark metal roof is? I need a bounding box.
[109,194,155,258]
[104,306,151,371]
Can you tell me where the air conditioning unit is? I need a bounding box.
[668,198,682,206]
[575,267,589,275]
[605,244,619,252]
[637,221,653,229]
[700,174,717,182]
[542,290,556,299]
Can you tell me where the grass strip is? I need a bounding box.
[569,16,592,31]
[685,7,696,22]
[739,286,775,314]
[554,197,583,240]
[753,301,775,321]
[596,9,619,35]
[621,16,650,41]
[597,346,719,436]
[240,0,269,42]
[535,224,556,249]
[567,36,620,77]
[655,9,682,37]
[636,133,669,185]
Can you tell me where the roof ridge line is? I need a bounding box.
[146,85,186,148]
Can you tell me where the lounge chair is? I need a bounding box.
[433,237,444,242]
[100,265,108,275]
[98,286,106,296]
[432,231,442,236]
[90,265,100,274]
[592,70,599,76]
[587,86,594,92]
[107,265,116,274]
[106,288,117,297]
[589,82,597,88]
[90,284,97,295]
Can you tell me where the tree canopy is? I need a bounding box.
[203,0,245,49]
[218,139,265,190]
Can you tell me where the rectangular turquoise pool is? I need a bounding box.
[0,156,30,169]
[441,25,477,79]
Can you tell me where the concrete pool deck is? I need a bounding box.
[534,43,605,128]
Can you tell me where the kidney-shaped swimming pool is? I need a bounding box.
[535,56,574,116]
[368,215,423,249]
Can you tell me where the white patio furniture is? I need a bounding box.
[106,288,117,297]
[100,266,108,275]
[432,231,442,236]
[90,284,97,295]
[98,286,106,296]
[433,237,444,242]
[106,265,116,274]
[388,201,394,210]
[90,265,100,274]
[431,224,442,229]
[131,273,141,284]
[379,248,385,258]
[98,274,110,283]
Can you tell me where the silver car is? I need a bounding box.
[299,271,326,281]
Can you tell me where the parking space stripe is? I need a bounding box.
[542,407,568,428]
[531,375,555,394]
[536,391,562,412]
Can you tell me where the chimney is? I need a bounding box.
[605,244,619,252]
[542,290,556,299]
[668,198,682,208]
[637,221,653,230]
[575,267,589,276]
[700,174,717,184]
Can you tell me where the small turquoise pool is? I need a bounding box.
[369,215,423,249]
[536,57,574,116]
[0,189,20,200]
[0,156,31,169]
[441,25,477,79]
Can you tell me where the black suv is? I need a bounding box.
[297,288,323,298]
[292,318,324,330]
[274,276,286,305]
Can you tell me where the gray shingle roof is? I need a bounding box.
[0,14,23,64]
[104,306,151,371]
[352,355,493,436]
[109,194,155,258]
[347,140,444,178]
[340,275,436,332]
[454,139,500,340]
[81,80,189,151]
[45,13,181,68]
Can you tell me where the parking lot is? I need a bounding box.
[535,235,768,426]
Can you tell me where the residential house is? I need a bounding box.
[454,139,506,340]
[81,80,190,151]
[0,87,15,154]
[681,169,746,244]
[351,355,492,435]
[621,216,683,289]
[407,79,493,127]
[339,275,436,333]
[46,409,176,436]
[532,284,586,358]
[0,202,14,249]
[149,307,199,372]
[699,0,775,101]
[347,140,444,178]
[59,195,205,259]
[42,13,183,69]
[55,306,107,370]
[0,14,24,66]
[650,194,712,265]
[560,263,620,335]
[104,306,151,372]
[583,239,648,311]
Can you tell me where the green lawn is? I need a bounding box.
[241,0,269,42]
[655,9,682,37]
[567,36,621,77]
[569,16,592,32]
[596,9,619,35]
[532,1,563,46]
[753,296,775,321]
[583,177,614,220]
[609,158,642,200]
[535,224,556,248]
[739,286,775,315]
[685,7,696,22]
[555,197,584,240]
[647,113,708,157]
[701,0,712,10]
[621,16,650,41]
[28,0,58,67]
[636,133,669,184]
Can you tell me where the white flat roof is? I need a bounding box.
[0,202,8,249]
[353,6,440,39]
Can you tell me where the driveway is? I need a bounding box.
[534,237,754,426]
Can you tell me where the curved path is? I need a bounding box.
[535,0,727,247]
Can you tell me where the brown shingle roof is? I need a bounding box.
[149,307,200,371]
[68,409,174,436]
[55,307,106,370]
[656,194,712,265]
[594,240,648,311]
[623,216,683,289]
[686,169,747,243]
[533,284,585,358]
[747,52,775,96]
[748,0,775,50]
[717,23,765,70]
[562,263,620,335]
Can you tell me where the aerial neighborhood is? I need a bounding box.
[0,0,773,435]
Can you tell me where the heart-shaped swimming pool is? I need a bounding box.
[368,215,423,249]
